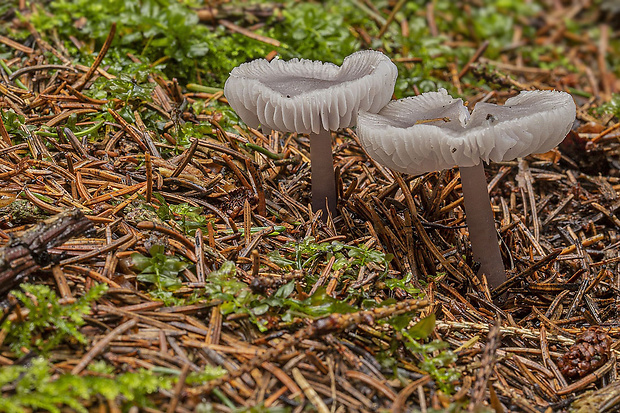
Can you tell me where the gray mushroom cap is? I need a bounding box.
[224,50,398,134]
[357,89,576,175]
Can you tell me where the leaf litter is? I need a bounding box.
[0,0,619,412]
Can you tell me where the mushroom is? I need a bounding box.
[357,89,576,288]
[224,50,397,219]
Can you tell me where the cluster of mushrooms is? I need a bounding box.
[224,50,576,289]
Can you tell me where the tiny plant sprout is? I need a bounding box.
[224,50,397,220]
[357,89,576,289]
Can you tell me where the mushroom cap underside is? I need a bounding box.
[357,89,576,175]
[224,50,398,134]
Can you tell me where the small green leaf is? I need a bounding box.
[407,313,436,340]
[267,252,295,268]
[386,314,411,332]
[252,304,270,316]
[274,281,295,299]
[149,243,165,257]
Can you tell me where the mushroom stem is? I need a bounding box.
[459,162,506,289]
[310,129,338,220]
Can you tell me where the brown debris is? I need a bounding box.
[558,327,613,380]
[0,1,619,412]
[0,209,92,295]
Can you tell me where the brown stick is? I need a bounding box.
[378,0,407,38]
[71,318,138,374]
[0,209,93,296]
[460,162,506,288]
[219,20,281,47]
[73,23,116,91]
[0,114,12,146]
[458,40,490,79]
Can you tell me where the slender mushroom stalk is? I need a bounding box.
[310,129,338,217]
[224,51,397,220]
[460,162,506,287]
[357,89,576,289]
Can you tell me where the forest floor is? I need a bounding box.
[1,1,620,412]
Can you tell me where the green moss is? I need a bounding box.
[0,358,173,412]
[3,283,107,355]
